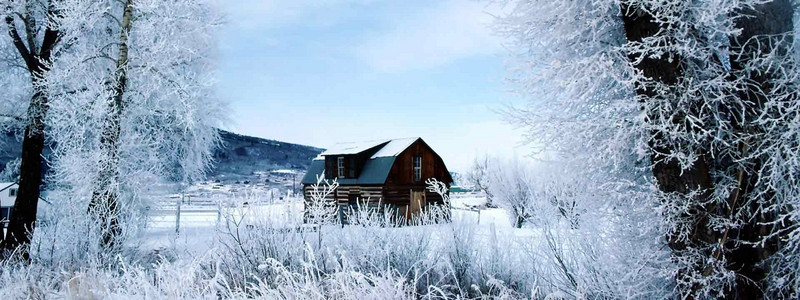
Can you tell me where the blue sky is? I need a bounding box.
[218,0,524,172]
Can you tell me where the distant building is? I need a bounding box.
[301,138,453,221]
[0,182,51,228]
[0,182,19,225]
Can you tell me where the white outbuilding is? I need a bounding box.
[0,182,52,228]
[0,182,19,225]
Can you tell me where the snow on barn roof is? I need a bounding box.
[370,137,418,158]
[316,137,420,159]
[315,140,388,159]
[301,137,422,185]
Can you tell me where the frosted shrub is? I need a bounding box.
[207,178,547,298]
[305,175,340,226]
[0,178,607,299]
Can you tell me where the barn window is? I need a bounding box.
[413,156,422,181]
[337,157,345,178]
[348,159,356,178]
[9,188,17,197]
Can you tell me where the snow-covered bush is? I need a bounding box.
[206,180,545,298]
[473,156,581,229]
[0,178,671,299]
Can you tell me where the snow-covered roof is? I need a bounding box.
[317,137,420,159]
[370,138,419,158]
[318,140,388,157]
[301,137,451,186]
[0,182,17,192]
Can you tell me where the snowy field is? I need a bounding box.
[141,193,516,253]
[1,186,641,299]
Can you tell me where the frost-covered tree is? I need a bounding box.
[41,0,223,249]
[466,155,494,206]
[485,156,535,228]
[0,0,70,255]
[304,175,339,225]
[497,0,800,297]
[476,156,582,229]
[0,158,20,182]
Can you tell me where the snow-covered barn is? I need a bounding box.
[301,137,453,220]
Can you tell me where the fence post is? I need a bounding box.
[217,201,222,226]
[176,193,182,233]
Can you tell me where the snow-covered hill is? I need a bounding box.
[0,129,323,186]
[209,130,323,184]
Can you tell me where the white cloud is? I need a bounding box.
[355,0,501,72]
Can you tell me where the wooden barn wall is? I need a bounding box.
[381,186,445,205]
[303,184,383,204]
[385,140,452,186]
[382,139,451,206]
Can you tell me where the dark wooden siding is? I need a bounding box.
[303,184,384,206]
[383,139,452,206]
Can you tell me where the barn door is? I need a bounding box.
[409,190,426,219]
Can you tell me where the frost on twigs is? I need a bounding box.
[304,174,339,226]
[496,0,800,297]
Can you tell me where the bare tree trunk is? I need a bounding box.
[87,0,133,248]
[1,1,61,258]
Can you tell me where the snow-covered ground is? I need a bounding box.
[142,193,515,252]
[450,192,512,228]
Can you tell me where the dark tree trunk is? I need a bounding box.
[619,2,717,234]
[723,0,795,298]
[621,0,796,297]
[619,2,719,297]
[1,3,60,257]
[1,91,47,256]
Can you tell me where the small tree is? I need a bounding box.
[304,174,339,226]
[466,155,494,207]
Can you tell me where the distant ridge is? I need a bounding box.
[0,129,324,184]
[209,130,324,182]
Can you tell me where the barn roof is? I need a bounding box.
[0,182,52,207]
[370,137,418,158]
[301,137,421,185]
[317,140,389,157]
